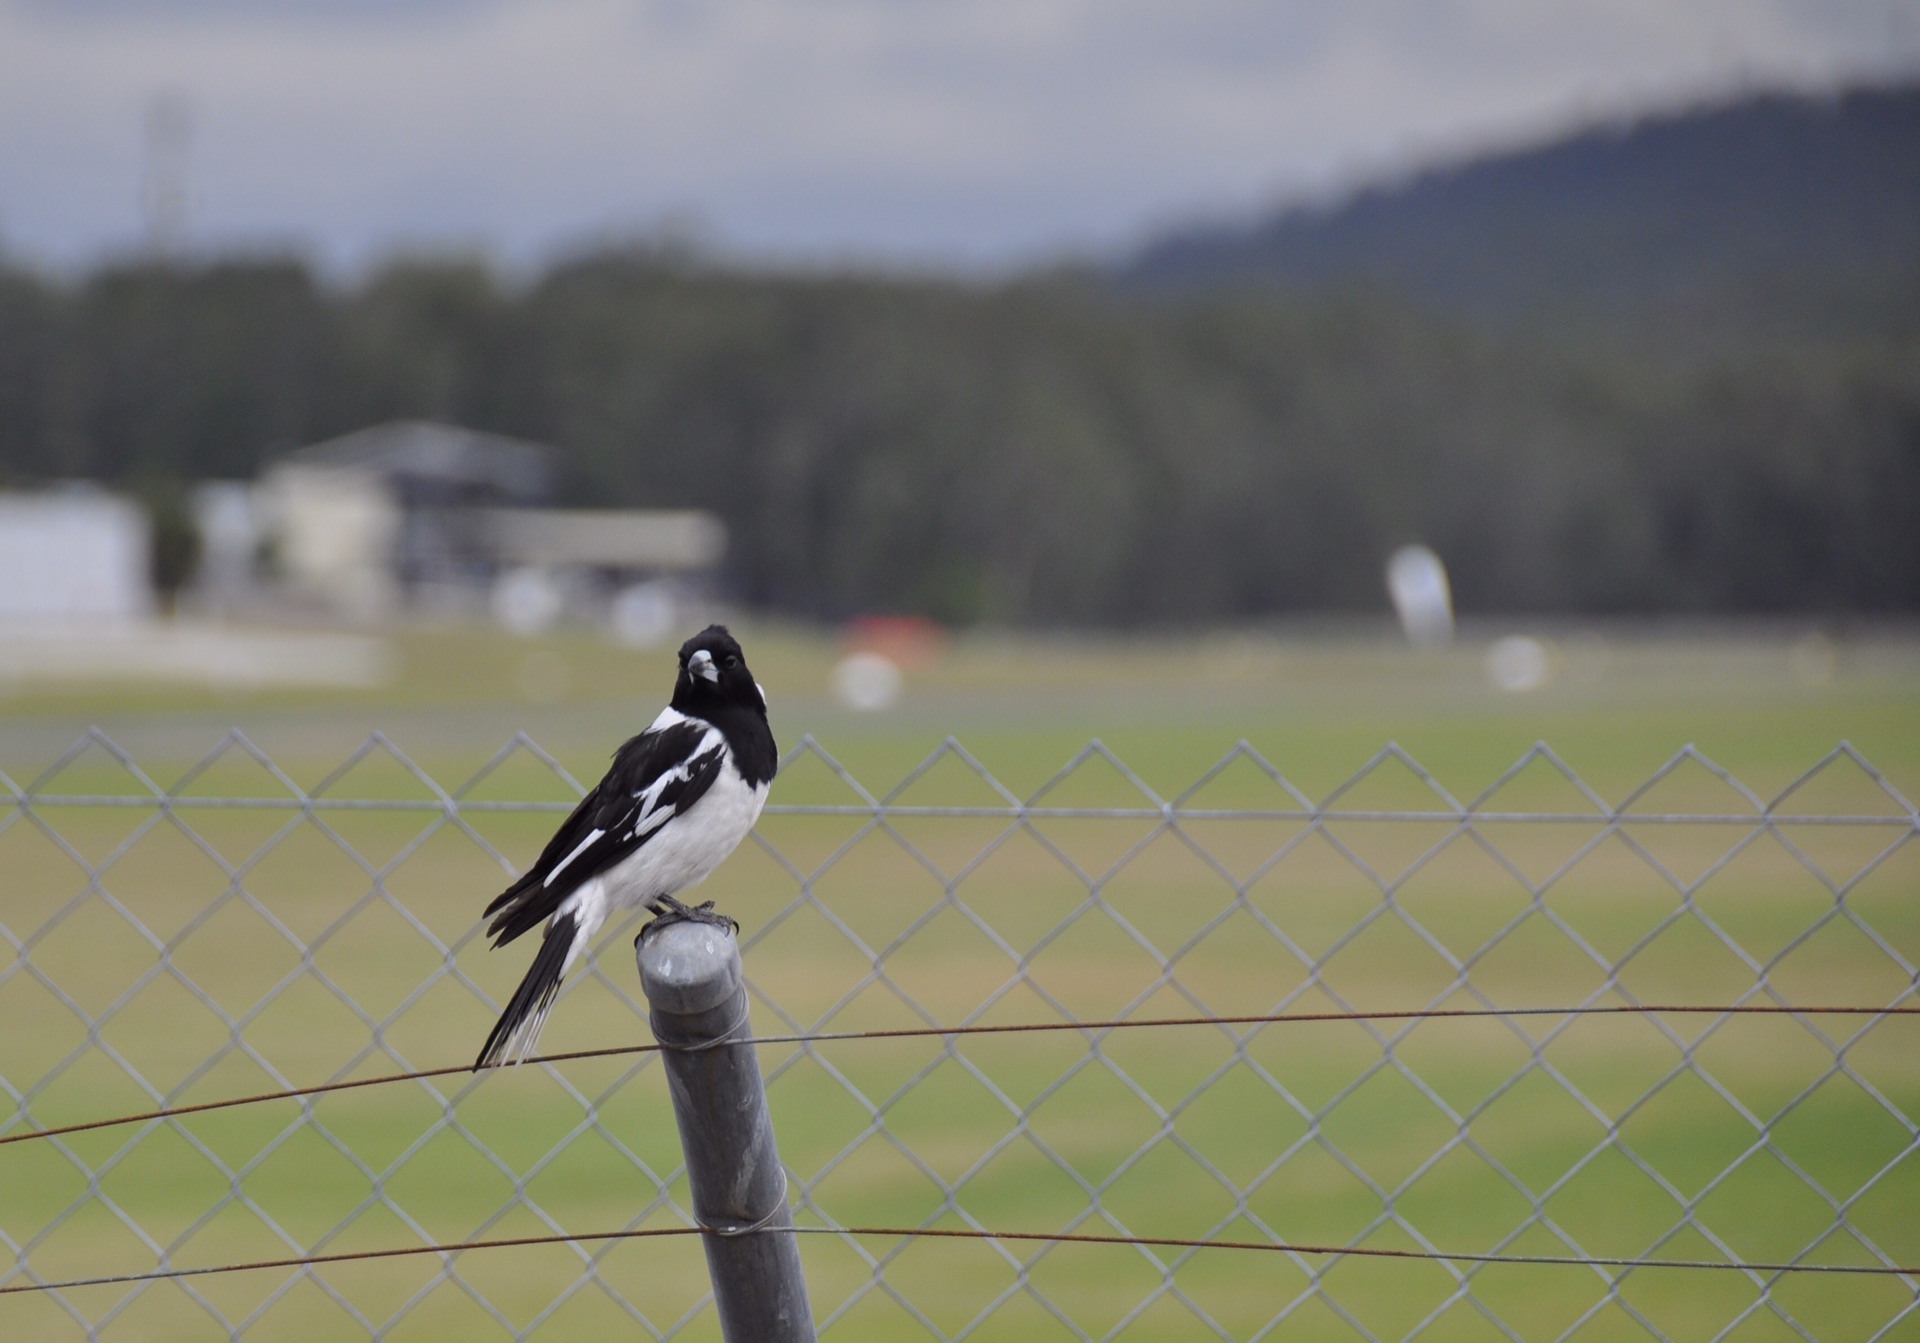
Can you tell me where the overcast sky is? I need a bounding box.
[1,0,1914,275]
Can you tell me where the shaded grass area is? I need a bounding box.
[2,626,1918,1340]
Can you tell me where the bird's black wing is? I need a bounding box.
[482,720,725,947]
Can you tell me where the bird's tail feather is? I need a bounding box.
[474,911,581,1070]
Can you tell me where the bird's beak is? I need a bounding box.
[687,649,719,684]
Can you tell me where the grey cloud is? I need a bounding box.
[9,0,498,27]
[0,0,1914,273]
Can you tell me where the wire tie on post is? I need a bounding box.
[648,1002,753,1053]
[703,1170,791,1238]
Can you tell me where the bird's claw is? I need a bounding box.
[637,895,739,945]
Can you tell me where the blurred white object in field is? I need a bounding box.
[1485,635,1553,692]
[0,622,392,689]
[0,491,152,623]
[833,651,903,711]
[1385,545,1453,646]
[492,566,566,635]
[610,581,679,648]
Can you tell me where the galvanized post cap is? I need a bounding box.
[636,920,742,1015]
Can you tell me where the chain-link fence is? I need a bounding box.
[2,730,1916,1342]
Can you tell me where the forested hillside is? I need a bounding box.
[1124,83,1920,334]
[0,84,1914,624]
[1,251,1912,623]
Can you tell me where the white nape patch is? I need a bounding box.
[757,682,768,708]
[544,827,606,887]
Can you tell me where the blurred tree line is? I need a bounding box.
[0,250,1913,623]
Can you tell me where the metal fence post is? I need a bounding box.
[637,919,817,1343]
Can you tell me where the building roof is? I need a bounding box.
[284,421,551,502]
[483,508,726,572]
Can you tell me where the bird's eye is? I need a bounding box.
[724,655,739,669]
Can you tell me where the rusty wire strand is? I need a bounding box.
[2,1222,1915,1297]
[2,1004,1912,1148]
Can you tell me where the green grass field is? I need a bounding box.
[2,621,1917,1341]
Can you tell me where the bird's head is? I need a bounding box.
[673,625,766,716]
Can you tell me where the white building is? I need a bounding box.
[257,421,551,617]
[254,421,726,626]
[0,490,152,624]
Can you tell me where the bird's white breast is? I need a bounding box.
[597,756,768,911]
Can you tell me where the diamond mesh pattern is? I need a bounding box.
[2,730,1915,1342]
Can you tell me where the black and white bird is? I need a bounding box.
[473,625,776,1070]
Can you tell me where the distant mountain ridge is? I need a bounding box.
[1121,82,1920,319]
